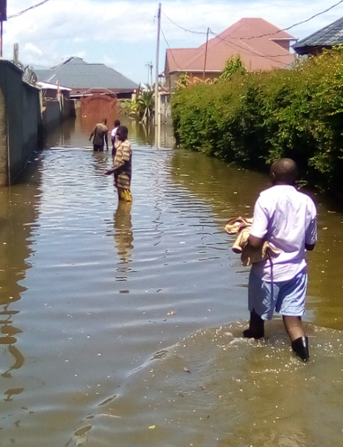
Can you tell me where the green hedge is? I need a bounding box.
[171,47,343,197]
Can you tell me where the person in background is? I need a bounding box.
[89,118,109,152]
[105,126,132,202]
[244,158,317,362]
[111,119,121,157]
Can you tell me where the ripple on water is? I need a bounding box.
[78,321,342,447]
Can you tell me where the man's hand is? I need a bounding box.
[248,234,264,249]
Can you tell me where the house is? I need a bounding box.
[35,57,139,122]
[36,81,75,124]
[164,18,296,91]
[35,57,139,99]
[292,17,343,56]
[36,81,72,100]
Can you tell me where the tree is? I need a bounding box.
[119,83,155,123]
[219,55,247,81]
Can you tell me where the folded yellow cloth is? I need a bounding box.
[225,216,283,266]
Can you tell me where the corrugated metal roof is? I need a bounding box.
[37,81,72,91]
[166,18,296,74]
[35,57,138,91]
[293,17,343,52]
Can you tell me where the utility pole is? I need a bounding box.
[0,0,7,58]
[145,61,153,85]
[203,27,210,81]
[154,3,161,147]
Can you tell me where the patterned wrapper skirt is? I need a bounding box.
[115,172,132,202]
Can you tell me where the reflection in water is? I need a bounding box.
[0,116,341,446]
[0,156,42,403]
[170,148,343,331]
[114,200,133,277]
[4,387,24,402]
[79,321,343,447]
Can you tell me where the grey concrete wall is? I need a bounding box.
[0,60,42,186]
[42,99,61,129]
[42,97,76,130]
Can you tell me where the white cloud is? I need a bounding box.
[2,0,342,83]
[102,55,119,69]
[23,42,43,58]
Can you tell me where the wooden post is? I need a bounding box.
[0,21,3,57]
[203,27,210,81]
[154,3,161,148]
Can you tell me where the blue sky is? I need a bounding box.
[3,0,343,84]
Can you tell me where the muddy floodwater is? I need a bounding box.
[0,117,342,447]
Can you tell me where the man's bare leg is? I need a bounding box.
[283,315,309,361]
[283,316,304,340]
[243,309,264,339]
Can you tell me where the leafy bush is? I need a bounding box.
[171,47,343,197]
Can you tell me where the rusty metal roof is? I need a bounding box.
[166,18,296,74]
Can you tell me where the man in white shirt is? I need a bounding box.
[111,119,121,157]
[244,158,317,361]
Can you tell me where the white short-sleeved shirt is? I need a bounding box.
[111,127,119,138]
[250,184,317,282]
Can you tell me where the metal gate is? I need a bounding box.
[80,90,118,123]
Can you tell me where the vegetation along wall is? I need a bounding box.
[171,47,343,198]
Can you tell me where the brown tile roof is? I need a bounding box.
[166,18,296,74]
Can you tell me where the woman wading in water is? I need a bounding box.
[105,126,132,202]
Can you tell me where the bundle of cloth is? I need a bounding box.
[225,217,282,266]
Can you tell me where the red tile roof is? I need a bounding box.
[166,18,296,74]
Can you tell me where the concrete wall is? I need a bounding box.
[42,96,76,130]
[42,100,61,130]
[0,60,41,186]
[0,60,76,186]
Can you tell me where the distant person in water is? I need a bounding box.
[89,118,109,152]
[244,158,317,362]
[105,126,132,202]
[111,119,120,157]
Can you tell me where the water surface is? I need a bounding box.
[0,118,342,446]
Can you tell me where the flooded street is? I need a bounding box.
[0,116,342,447]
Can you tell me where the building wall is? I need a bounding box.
[0,61,77,186]
[271,40,291,51]
[0,60,42,186]
[22,81,42,165]
[42,100,61,129]
[42,96,75,130]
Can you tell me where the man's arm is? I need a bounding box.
[305,206,317,252]
[105,132,108,150]
[248,234,265,249]
[105,145,124,175]
[248,197,268,249]
[89,126,96,141]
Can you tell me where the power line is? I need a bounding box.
[208,28,296,61]
[8,0,50,19]
[163,1,343,41]
[161,26,184,72]
[162,12,208,35]
[219,0,343,41]
[162,2,342,68]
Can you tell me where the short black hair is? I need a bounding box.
[114,119,120,127]
[117,125,128,137]
[271,158,297,185]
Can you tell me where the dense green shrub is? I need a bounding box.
[171,47,343,197]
